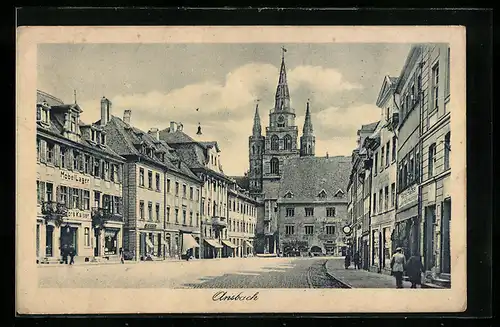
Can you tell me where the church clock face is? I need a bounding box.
[277,115,285,123]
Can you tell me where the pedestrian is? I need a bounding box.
[406,253,424,288]
[119,248,125,264]
[69,245,75,265]
[344,252,351,269]
[390,247,406,288]
[185,248,191,261]
[61,244,69,264]
[353,252,360,270]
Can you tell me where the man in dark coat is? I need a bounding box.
[61,244,69,264]
[353,252,360,269]
[68,245,76,265]
[344,253,351,269]
[406,254,424,288]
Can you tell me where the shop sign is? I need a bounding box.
[67,209,90,220]
[398,184,418,208]
[144,223,157,229]
[60,171,90,186]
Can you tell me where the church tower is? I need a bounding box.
[300,100,316,156]
[249,102,264,193]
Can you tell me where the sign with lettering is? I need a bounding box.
[67,209,91,220]
[60,171,90,186]
[144,223,157,229]
[398,184,418,208]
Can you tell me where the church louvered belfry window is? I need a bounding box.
[270,158,279,174]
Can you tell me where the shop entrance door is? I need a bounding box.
[60,226,78,256]
[45,225,54,257]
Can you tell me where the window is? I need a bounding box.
[103,194,111,210]
[148,170,153,189]
[373,151,378,175]
[189,187,194,200]
[175,208,179,223]
[183,209,187,225]
[385,107,390,121]
[403,158,408,188]
[432,62,440,110]
[36,181,45,204]
[386,141,390,167]
[428,143,436,178]
[94,191,101,208]
[196,213,199,226]
[84,155,91,174]
[148,202,153,221]
[270,158,279,174]
[392,136,397,162]
[373,193,377,214]
[326,226,335,235]
[305,207,314,217]
[379,189,383,213]
[384,186,389,211]
[415,148,421,182]
[139,201,144,220]
[94,158,100,177]
[409,153,414,183]
[70,115,77,133]
[60,147,67,168]
[104,161,110,180]
[59,186,68,205]
[83,190,90,210]
[285,208,295,217]
[196,189,200,202]
[91,130,96,142]
[271,135,279,151]
[46,183,53,202]
[398,164,403,190]
[166,207,170,222]
[444,132,451,170]
[73,150,79,170]
[285,225,295,235]
[305,226,314,235]
[156,173,161,191]
[183,184,187,198]
[284,135,292,151]
[326,207,336,217]
[380,147,385,172]
[391,183,396,207]
[167,179,171,193]
[71,188,79,209]
[189,212,193,226]
[84,228,90,246]
[139,168,145,186]
[46,142,54,164]
[175,182,179,196]
[154,203,160,222]
[114,196,121,214]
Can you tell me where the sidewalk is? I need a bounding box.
[325,258,412,289]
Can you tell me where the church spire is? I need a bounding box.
[252,102,262,136]
[300,99,315,157]
[302,99,313,135]
[274,47,291,111]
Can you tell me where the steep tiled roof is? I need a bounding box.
[278,156,351,202]
[230,176,250,190]
[37,90,64,107]
[158,128,206,148]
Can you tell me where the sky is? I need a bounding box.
[37,43,411,176]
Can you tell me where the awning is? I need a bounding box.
[243,240,253,248]
[204,239,223,248]
[221,239,237,249]
[145,237,154,249]
[182,233,200,253]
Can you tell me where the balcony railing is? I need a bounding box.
[91,206,124,227]
[41,201,68,216]
[212,216,227,228]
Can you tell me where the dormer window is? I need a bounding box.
[284,191,294,199]
[318,190,327,198]
[91,129,96,143]
[70,115,77,133]
[100,133,106,145]
[36,104,50,125]
[334,189,345,197]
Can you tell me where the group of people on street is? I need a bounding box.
[344,247,425,289]
[61,244,76,265]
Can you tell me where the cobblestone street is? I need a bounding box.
[38,257,348,289]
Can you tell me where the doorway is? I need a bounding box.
[60,226,78,256]
[45,225,54,257]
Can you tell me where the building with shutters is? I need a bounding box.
[103,111,203,261]
[36,90,125,264]
[226,179,259,258]
[277,156,351,257]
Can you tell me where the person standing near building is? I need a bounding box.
[344,252,351,269]
[406,253,424,288]
[353,251,360,269]
[119,248,125,264]
[61,244,69,264]
[68,245,75,265]
[390,247,406,288]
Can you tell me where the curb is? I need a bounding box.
[323,260,352,289]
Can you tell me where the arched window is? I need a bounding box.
[284,134,292,151]
[271,135,279,151]
[270,158,279,175]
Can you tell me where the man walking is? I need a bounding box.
[390,247,406,288]
[68,245,76,265]
[353,251,360,270]
[406,253,424,288]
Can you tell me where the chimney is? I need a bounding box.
[169,121,178,133]
[123,110,131,124]
[148,127,159,141]
[100,97,112,126]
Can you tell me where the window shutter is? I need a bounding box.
[40,140,47,163]
[54,145,60,167]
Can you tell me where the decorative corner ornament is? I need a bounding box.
[342,225,352,235]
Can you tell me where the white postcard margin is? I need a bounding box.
[16,26,467,314]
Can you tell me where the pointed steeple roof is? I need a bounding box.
[252,103,262,136]
[274,47,291,111]
[303,100,313,134]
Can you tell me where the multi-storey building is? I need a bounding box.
[159,123,232,259]
[36,91,125,263]
[364,76,399,274]
[226,180,259,257]
[418,44,451,287]
[104,110,202,261]
[277,156,350,257]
